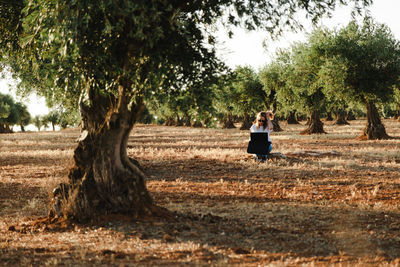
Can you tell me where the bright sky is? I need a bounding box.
[217,0,400,69]
[1,0,400,117]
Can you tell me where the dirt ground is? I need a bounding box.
[1,119,400,266]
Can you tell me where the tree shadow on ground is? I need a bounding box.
[2,173,400,265]
[0,182,47,217]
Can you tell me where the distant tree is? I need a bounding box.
[231,66,266,130]
[320,18,400,139]
[0,93,18,133]
[259,61,288,131]
[263,50,302,125]
[213,76,237,129]
[32,115,43,132]
[43,111,60,131]
[287,33,329,134]
[14,102,31,131]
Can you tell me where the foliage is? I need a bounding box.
[259,55,293,118]
[32,115,44,132]
[43,110,60,131]
[231,66,266,119]
[14,101,30,130]
[0,0,372,123]
[0,92,30,132]
[319,17,400,105]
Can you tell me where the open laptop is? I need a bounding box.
[247,132,271,155]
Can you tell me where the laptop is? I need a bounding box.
[247,132,271,155]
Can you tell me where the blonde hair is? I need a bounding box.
[255,111,274,130]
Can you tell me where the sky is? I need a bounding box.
[1,0,400,118]
[216,0,400,70]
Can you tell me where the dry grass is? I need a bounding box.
[1,119,400,266]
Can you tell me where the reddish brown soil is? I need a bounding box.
[1,120,400,266]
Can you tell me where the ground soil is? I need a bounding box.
[1,119,400,266]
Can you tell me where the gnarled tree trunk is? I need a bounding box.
[176,115,184,126]
[359,100,389,140]
[222,112,236,129]
[346,110,356,121]
[50,85,156,221]
[192,120,203,128]
[394,108,400,121]
[165,117,175,126]
[325,111,333,121]
[240,113,253,130]
[184,115,191,127]
[334,109,349,125]
[0,124,13,133]
[272,118,283,132]
[300,110,325,134]
[287,111,299,124]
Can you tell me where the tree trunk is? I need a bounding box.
[240,113,253,130]
[287,111,299,124]
[0,124,13,133]
[165,117,175,126]
[272,118,283,132]
[305,114,311,126]
[184,115,191,127]
[334,109,349,125]
[346,110,356,121]
[50,85,157,221]
[20,124,25,132]
[222,112,236,129]
[394,108,400,121]
[359,100,389,140]
[325,111,333,121]
[300,110,326,134]
[192,120,203,128]
[176,116,184,126]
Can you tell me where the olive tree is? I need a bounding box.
[287,36,329,134]
[0,92,18,133]
[231,66,266,130]
[320,18,400,139]
[14,101,31,131]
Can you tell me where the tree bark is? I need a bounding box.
[240,113,253,130]
[325,111,333,121]
[176,116,184,126]
[184,115,191,127]
[192,120,203,128]
[50,85,157,221]
[393,108,400,121]
[0,124,13,133]
[287,111,299,124]
[346,110,356,121]
[359,100,389,140]
[334,109,349,125]
[222,112,236,129]
[300,110,326,134]
[165,117,175,126]
[272,118,283,132]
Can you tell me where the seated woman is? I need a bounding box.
[250,111,273,162]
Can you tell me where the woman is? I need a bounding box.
[250,111,273,162]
